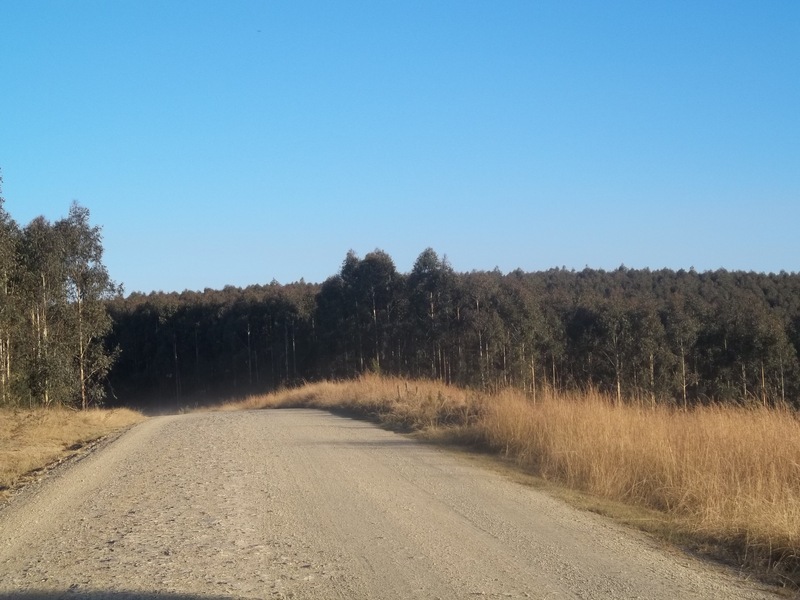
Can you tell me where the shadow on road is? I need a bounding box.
[0,593,242,600]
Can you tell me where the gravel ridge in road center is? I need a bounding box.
[0,409,780,599]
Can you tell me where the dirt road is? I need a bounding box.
[0,409,779,599]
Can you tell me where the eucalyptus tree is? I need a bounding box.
[18,216,67,406]
[359,250,402,371]
[313,250,369,377]
[339,250,400,372]
[407,249,456,380]
[460,270,506,389]
[496,271,547,397]
[105,293,163,402]
[662,292,701,407]
[339,250,366,370]
[0,179,20,405]
[315,272,352,377]
[626,298,668,405]
[102,249,800,409]
[538,267,576,391]
[55,202,120,409]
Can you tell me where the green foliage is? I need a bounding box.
[0,189,118,408]
[108,250,800,409]
[14,166,798,410]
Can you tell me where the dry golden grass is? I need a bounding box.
[222,375,483,431]
[477,389,800,578]
[0,407,144,497]
[230,374,800,586]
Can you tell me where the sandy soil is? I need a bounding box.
[0,409,781,600]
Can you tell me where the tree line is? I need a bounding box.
[107,248,800,410]
[0,179,119,409]
[4,181,798,410]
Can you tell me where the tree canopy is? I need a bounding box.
[0,191,118,408]
[107,249,800,410]
[3,179,798,410]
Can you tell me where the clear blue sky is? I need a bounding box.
[2,1,798,294]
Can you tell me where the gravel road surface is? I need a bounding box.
[0,409,780,599]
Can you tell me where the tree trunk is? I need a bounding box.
[741,363,747,400]
[372,291,379,368]
[680,341,687,409]
[284,320,290,382]
[0,332,6,405]
[41,275,50,407]
[173,333,180,404]
[247,321,252,387]
[501,343,507,386]
[291,320,297,380]
[478,330,485,389]
[78,295,87,410]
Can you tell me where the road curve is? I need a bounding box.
[0,409,778,600]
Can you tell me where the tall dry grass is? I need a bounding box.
[478,389,800,574]
[233,374,800,584]
[0,407,144,497]
[224,375,483,431]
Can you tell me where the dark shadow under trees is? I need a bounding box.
[106,250,800,411]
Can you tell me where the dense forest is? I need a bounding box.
[107,248,800,411]
[0,180,119,409]
[4,187,800,411]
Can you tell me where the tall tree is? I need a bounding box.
[0,176,20,405]
[56,202,120,409]
[407,249,455,380]
[18,216,66,406]
[662,292,701,407]
[348,250,400,371]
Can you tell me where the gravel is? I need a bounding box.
[0,409,781,599]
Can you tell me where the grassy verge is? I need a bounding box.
[0,407,144,500]
[225,374,800,589]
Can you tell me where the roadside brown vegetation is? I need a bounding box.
[0,407,144,498]
[230,374,800,588]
